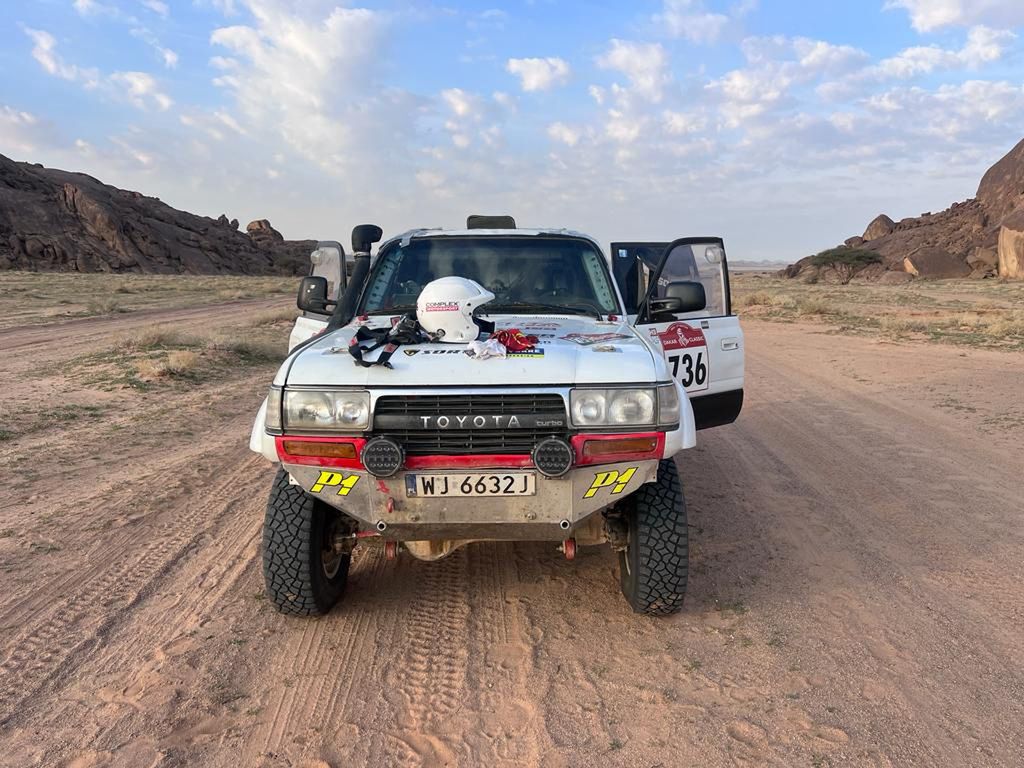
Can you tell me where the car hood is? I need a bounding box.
[281,315,658,387]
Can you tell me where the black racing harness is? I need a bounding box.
[348,314,430,369]
[348,312,495,368]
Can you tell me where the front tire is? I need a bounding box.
[262,469,350,616]
[618,459,689,616]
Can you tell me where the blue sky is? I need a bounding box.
[2,1,1024,262]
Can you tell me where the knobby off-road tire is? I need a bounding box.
[263,469,350,616]
[618,459,689,616]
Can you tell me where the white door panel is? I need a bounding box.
[615,238,744,430]
[289,314,328,351]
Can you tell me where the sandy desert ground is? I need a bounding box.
[0,273,1022,767]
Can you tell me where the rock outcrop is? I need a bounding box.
[863,215,895,242]
[781,137,1024,281]
[903,247,971,279]
[977,138,1024,222]
[998,209,1024,279]
[0,153,314,274]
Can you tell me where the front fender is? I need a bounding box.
[663,380,697,456]
[249,398,279,463]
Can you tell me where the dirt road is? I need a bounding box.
[1,309,1022,767]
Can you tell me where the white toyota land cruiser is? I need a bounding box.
[250,216,744,616]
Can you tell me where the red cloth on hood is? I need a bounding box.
[492,329,539,352]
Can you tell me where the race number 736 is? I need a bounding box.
[668,351,708,389]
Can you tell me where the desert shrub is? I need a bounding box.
[736,291,775,308]
[85,298,126,315]
[808,247,882,285]
[204,335,281,363]
[879,316,931,334]
[795,298,829,316]
[135,350,200,380]
[122,327,200,350]
[250,307,299,326]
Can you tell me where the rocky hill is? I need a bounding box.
[0,153,314,275]
[783,138,1024,282]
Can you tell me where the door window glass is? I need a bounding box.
[653,242,727,317]
[311,244,343,302]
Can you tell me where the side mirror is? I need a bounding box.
[297,276,333,314]
[665,280,706,313]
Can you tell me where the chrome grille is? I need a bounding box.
[373,393,568,455]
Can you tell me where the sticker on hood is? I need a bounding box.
[561,332,632,346]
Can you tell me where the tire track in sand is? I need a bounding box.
[0,446,264,726]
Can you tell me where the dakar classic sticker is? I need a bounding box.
[561,332,632,346]
[655,322,710,392]
[655,322,706,351]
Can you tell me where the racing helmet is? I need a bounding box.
[416,276,495,343]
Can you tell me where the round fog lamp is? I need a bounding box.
[532,437,574,478]
[362,436,405,478]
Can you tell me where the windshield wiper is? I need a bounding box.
[484,301,602,320]
[366,304,416,315]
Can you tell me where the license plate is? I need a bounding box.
[405,472,536,497]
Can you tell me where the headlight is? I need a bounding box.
[283,389,370,432]
[571,388,656,427]
[657,384,680,426]
[265,387,283,432]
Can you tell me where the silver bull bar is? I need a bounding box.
[283,460,659,540]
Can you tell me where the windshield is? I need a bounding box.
[360,236,620,315]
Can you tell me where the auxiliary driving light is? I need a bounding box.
[362,436,405,478]
[532,437,574,478]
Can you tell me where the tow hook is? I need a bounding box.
[558,538,576,560]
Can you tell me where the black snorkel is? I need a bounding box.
[327,224,383,332]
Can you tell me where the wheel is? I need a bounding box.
[618,459,689,616]
[262,469,351,616]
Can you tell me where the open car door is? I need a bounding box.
[612,239,744,430]
[288,240,345,350]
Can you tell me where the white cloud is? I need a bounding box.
[547,122,580,146]
[0,106,47,154]
[663,110,707,135]
[441,88,479,118]
[24,27,101,87]
[130,27,180,68]
[605,109,644,143]
[875,26,1013,77]
[209,2,421,175]
[198,0,238,15]
[885,0,1024,32]
[73,0,100,15]
[141,0,169,17]
[109,71,173,110]
[654,0,730,43]
[597,40,671,103]
[505,57,570,92]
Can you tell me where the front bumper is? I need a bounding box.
[283,460,659,540]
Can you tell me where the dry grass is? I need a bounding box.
[135,350,200,380]
[68,317,289,391]
[732,273,1024,351]
[0,272,295,331]
[249,306,300,326]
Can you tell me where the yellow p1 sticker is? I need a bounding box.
[310,471,360,496]
[583,467,637,499]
